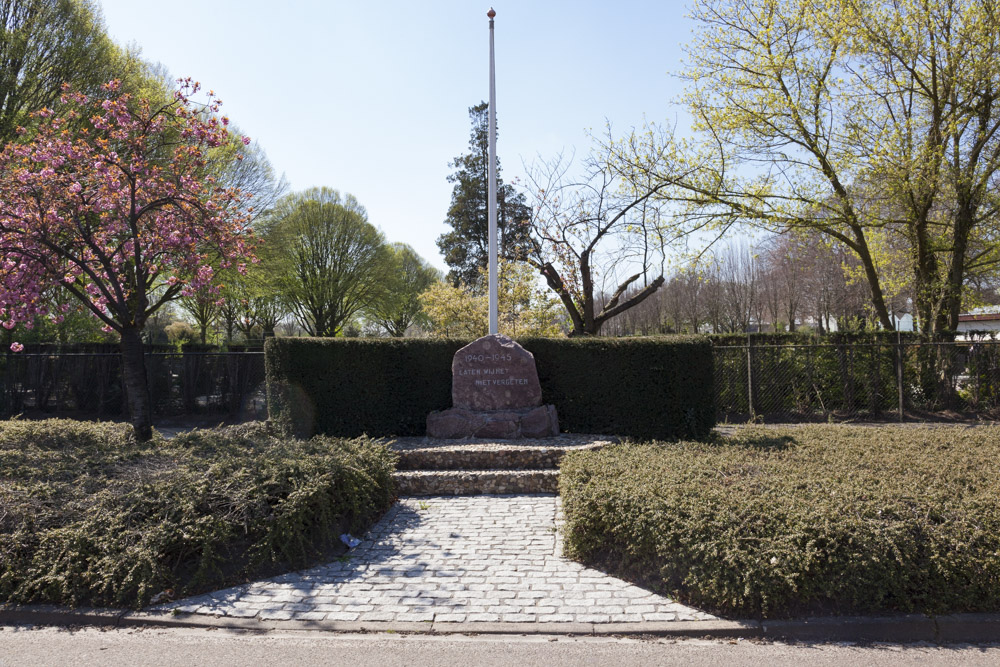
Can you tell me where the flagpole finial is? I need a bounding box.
[487,8,496,18]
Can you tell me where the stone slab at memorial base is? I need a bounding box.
[427,334,559,439]
[427,404,559,439]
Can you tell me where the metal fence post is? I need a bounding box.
[746,333,755,419]
[896,331,904,422]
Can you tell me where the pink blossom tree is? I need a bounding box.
[0,80,254,440]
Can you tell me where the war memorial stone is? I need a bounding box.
[426,334,559,438]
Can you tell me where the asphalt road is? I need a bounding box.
[2,626,1000,667]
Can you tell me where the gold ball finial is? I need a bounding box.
[487,8,496,18]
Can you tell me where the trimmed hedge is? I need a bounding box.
[525,337,714,439]
[559,425,1000,618]
[0,419,396,608]
[265,336,715,440]
[706,331,976,346]
[266,338,462,438]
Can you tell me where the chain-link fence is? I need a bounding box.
[0,351,266,421]
[714,339,1000,422]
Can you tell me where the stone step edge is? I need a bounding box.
[396,449,569,471]
[393,469,558,496]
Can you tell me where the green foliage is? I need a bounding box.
[0,419,396,608]
[0,0,166,146]
[366,243,440,337]
[706,332,937,347]
[436,102,532,289]
[560,425,1000,618]
[419,260,565,339]
[265,335,714,439]
[164,321,196,345]
[1,0,107,142]
[650,0,1000,332]
[260,187,390,337]
[2,305,117,346]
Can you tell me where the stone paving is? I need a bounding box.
[160,495,715,624]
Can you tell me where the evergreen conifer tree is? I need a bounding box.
[436,102,531,290]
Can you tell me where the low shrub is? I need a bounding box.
[265,336,714,440]
[0,419,396,609]
[559,425,1000,618]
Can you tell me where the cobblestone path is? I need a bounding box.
[162,495,715,624]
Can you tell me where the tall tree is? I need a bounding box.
[624,0,1000,333]
[210,126,287,223]
[0,80,254,439]
[263,188,389,337]
[179,289,219,344]
[228,263,285,343]
[0,0,156,145]
[524,131,683,336]
[437,102,532,289]
[366,243,439,337]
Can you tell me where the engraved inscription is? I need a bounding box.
[451,334,542,410]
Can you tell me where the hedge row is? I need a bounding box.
[707,331,1000,346]
[265,336,715,440]
[526,337,714,439]
[2,343,262,353]
[559,425,1000,618]
[0,419,396,608]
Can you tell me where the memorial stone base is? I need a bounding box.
[426,404,559,439]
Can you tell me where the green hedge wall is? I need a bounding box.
[265,336,715,440]
[706,331,975,346]
[523,337,714,439]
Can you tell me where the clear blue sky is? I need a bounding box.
[97,1,694,272]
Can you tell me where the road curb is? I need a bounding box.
[3,605,1000,642]
[761,615,936,642]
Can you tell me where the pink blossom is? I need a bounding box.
[10,342,24,352]
[0,79,255,342]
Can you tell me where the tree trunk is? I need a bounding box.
[854,240,894,331]
[121,326,153,441]
[942,207,973,332]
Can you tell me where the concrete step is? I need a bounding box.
[388,435,615,472]
[393,469,559,496]
[395,446,567,471]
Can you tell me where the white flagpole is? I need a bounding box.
[487,7,499,336]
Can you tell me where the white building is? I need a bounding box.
[822,311,914,333]
[958,306,1000,336]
